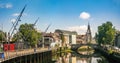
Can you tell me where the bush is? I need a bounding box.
[78,47,93,51]
[108,50,113,54]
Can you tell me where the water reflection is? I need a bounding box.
[97,57,109,63]
[53,51,110,63]
[55,53,71,63]
[78,51,94,55]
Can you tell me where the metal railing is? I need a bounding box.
[0,48,48,62]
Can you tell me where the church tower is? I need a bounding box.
[86,22,92,43]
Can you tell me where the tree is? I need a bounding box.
[0,30,6,42]
[12,23,42,48]
[97,21,115,45]
[12,32,22,42]
[95,32,98,43]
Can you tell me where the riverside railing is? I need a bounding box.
[0,48,48,62]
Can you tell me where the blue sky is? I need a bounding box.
[0,0,120,37]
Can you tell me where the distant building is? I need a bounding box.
[76,35,86,44]
[115,33,120,48]
[42,32,60,47]
[55,29,77,47]
[76,23,92,44]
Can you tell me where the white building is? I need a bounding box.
[55,29,77,47]
[115,33,120,48]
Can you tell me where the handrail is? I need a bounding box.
[0,48,49,62]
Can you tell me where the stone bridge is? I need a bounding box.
[71,43,98,51]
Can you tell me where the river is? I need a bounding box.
[52,51,113,63]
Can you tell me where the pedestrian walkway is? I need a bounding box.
[0,48,48,62]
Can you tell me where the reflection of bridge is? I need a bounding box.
[71,52,100,58]
[71,43,98,51]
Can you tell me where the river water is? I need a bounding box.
[53,51,112,63]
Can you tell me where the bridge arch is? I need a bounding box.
[71,51,100,58]
[71,44,98,51]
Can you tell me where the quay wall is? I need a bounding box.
[1,50,52,63]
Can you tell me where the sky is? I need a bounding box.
[0,0,120,37]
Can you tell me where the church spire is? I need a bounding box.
[86,22,92,43]
[87,22,91,34]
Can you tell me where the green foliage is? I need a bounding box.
[12,32,22,42]
[95,33,98,43]
[96,21,115,45]
[108,50,113,54]
[0,30,6,42]
[12,23,42,48]
[0,48,3,52]
[56,47,72,53]
[78,46,94,51]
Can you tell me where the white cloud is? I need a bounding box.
[66,25,87,35]
[12,13,27,17]
[0,3,13,9]
[11,18,16,23]
[12,13,19,16]
[79,12,90,20]
[6,3,12,8]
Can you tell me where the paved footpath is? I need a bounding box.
[0,48,48,62]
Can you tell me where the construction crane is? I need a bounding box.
[18,17,39,48]
[23,17,39,40]
[9,5,27,39]
[42,24,51,48]
[8,5,26,59]
[33,17,39,26]
[44,24,51,33]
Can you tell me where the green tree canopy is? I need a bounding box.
[12,23,41,48]
[12,32,22,42]
[96,21,115,45]
[0,30,6,42]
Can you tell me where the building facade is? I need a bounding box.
[42,32,60,47]
[76,35,86,44]
[55,29,77,47]
[115,33,120,48]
